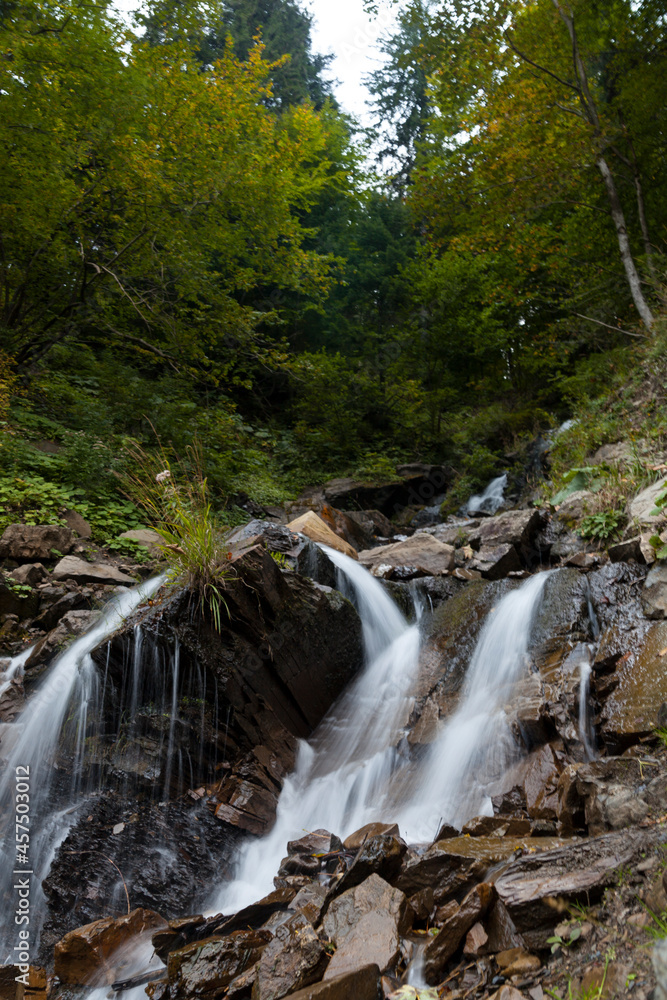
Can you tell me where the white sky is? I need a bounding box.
[306,0,399,123]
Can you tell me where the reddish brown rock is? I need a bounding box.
[423,882,494,984]
[523,743,564,820]
[252,913,328,1000]
[280,963,381,1000]
[343,823,400,850]
[167,930,272,999]
[0,524,74,562]
[322,875,408,981]
[54,909,166,986]
[463,922,489,956]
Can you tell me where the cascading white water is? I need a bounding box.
[578,660,595,761]
[0,575,165,959]
[466,473,508,516]
[390,571,553,840]
[211,545,422,912]
[213,551,554,914]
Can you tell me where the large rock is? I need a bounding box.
[0,524,74,561]
[329,835,407,896]
[166,930,272,999]
[253,913,328,1000]
[346,510,397,540]
[468,509,543,554]
[25,610,101,670]
[358,536,455,578]
[468,542,522,580]
[52,556,136,585]
[8,562,48,587]
[323,467,451,518]
[287,512,358,561]
[321,875,408,981]
[494,828,656,949]
[554,491,596,524]
[599,620,667,751]
[642,564,667,619]
[279,964,381,1000]
[423,882,494,984]
[54,908,166,985]
[629,476,667,529]
[558,757,667,836]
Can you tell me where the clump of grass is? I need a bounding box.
[123,441,232,631]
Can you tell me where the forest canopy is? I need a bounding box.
[1,0,666,526]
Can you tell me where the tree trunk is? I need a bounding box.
[596,154,654,331]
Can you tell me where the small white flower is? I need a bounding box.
[156,469,171,483]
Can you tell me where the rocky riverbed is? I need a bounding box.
[3,463,667,1000]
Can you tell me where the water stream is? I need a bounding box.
[213,553,553,912]
[466,473,508,516]
[0,575,165,961]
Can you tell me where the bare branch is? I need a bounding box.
[504,30,580,94]
[574,312,648,339]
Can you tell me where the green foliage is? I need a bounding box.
[547,923,582,954]
[579,510,625,543]
[124,446,232,630]
[2,578,34,599]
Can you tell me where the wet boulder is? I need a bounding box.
[468,542,522,580]
[346,509,397,540]
[54,908,166,986]
[423,882,494,984]
[358,536,455,578]
[343,823,400,849]
[323,467,451,518]
[598,620,667,751]
[289,884,329,926]
[321,874,408,981]
[330,834,407,896]
[0,523,74,562]
[253,913,328,1000]
[166,929,272,999]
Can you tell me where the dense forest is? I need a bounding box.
[1,0,666,540]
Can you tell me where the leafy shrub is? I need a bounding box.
[579,510,625,543]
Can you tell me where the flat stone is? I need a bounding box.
[642,564,667,619]
[359,536,455,577]
[253,913,327,1000]
[322,874,407,981]
[289,885,328,926]
[280,964,380,1000]
[52,556,136,585]
[494,828,655,949]
[496,947,541,977]
[0,523,74,561]
[54,909,166,986]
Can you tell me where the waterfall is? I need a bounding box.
[395,571,552,840]
[211,545,422,912]
[0,575,165,960]
[466,473,508,516]
[212,552,553,912]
